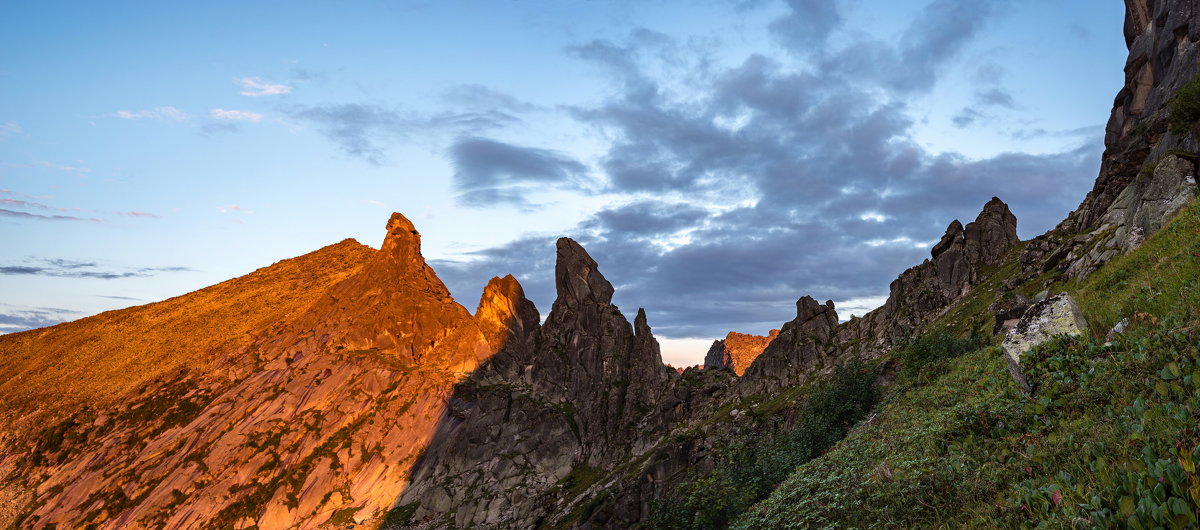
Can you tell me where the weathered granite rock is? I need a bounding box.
[1001,293,1090,393]
[737,297,839,396]
[838,197,1022,356]
[1021,0,1200,281]
[395,238,674,529]
[703,329,780,375]
[964,197,1020,267]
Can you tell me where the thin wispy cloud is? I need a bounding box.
[8,160,92,174]
[0,121,20,140]
[235,77,292,96]
[0,304,83,333]
[210,109,264,122]
[0,209,102,222]
[0,258,193,279]
[121,211,162,219]
[218,204,254,214]
[115,107,190,121]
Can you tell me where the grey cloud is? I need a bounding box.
[975,87,1015,108]
[430,1,1100,341]
[0,258,194,279]
[952,107,984,128]
[0,305,82,332]
[581,201,710,237]
[449,137,590,208]
[0,208,101,222]
[770,0,843,53]
[443,84,539,112]
[893,0,998,92]
[288,104,521,164]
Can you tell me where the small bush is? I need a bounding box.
[1169,69,1200,134]
[895,329,987,383]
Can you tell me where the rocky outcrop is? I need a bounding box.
[1,213,496,530]
[737,298,839,396]
[1001,293,1090,393]
[703,329,780,375]
[840,197,1021,354]
[1022,0,1200,281]
[395,238,674,529]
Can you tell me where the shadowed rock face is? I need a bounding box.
[838,197,1022,355]
[396,238,673,529]
[1022,0,1200,280]
[0,213,495,530]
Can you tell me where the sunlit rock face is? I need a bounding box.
[703,329,780,375]
[0,213,496,529]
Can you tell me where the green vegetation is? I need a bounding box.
[725,200,1200,528]
[895,328,987,384]
[1169,69,1200,134]
[648,360,878,529]
[1070,197,1200,333]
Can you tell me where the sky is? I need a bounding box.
[0,0,1128,366]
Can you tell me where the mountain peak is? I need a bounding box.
[554,237,615,307]
[381,212,422,263]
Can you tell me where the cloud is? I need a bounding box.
[8,160,92,174]
[0,198,49,210]
[432,1,1102,341]
[952,107,984,128]
[449,137,590,207]
[115,107,189,120]
[121,211,161,219]
[0,305,83,333]
[98,295,141,301]
[443,84,539,112]
[287,103,521,164]
[0,208,101,222]
[0,258,194,280]
[975,87,1015,108]
[769,0,843,53]
[0,121,20,140]
[210,109,264,122]
[218,204,253,214]
[235,77,292,96]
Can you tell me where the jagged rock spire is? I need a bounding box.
[380,212,422,264]
[964,197,1019,266]
[553,237,615,307]
[475,274,540,350]
[931,220,965,259]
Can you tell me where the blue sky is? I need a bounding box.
[0,1,1127,365]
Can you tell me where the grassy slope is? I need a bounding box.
[732,199,1200,528]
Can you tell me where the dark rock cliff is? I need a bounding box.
[1022,0,1200,281]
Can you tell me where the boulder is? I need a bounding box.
[1001,293,1090,393]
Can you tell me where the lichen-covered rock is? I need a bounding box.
[1001,293,1090,393]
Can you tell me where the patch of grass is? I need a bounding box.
[1072,200,1200,334]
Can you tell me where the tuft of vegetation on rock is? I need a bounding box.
[1169,68,1200,134]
